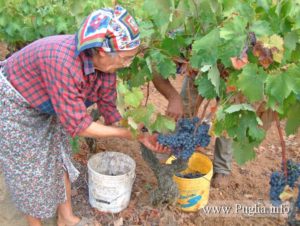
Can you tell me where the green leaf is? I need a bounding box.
[256,0,272,12]
[207,64,220,96]
[143,0,174,35]
[284,65,300,94]
[249,20,272,37]
[215,109,264,157]
[285,102,300,135]
[292,14,300,30]
[232,140,256,165]
[130,60,151,87]
[70,1,85,16]
[284,31,298,51]
[191,28,220,68]
[266,71,295,106]
[248,126,266,141]
[150,114,176,134]
[117,82,128,95]
[149,50,176,78]
[70,136,80,154]
[235,112,260,140]
[56,18,68,33]
[5,22,22,36]
[145,57,153,74]
[0,15,7,27]
[139,20,155,44]
[157,57,176,78]
[194,74,218,99]
[218,41,242,67]
[161,36,186,56]
[223,0,255,20]
[130,69,147,87]
[237,64,267,103]
[291,44,300,62]
[127,105,155,128]
[224,104,255,114]
[220,16,248,41]
[124,87,144,108]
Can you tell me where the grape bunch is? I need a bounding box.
[269,160,300,208]
[269,172,286,206]
[284,160,300,188]
[297,185,300,209]
[157,117,211,160]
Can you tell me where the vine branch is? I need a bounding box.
[274,112,287,178]
[144,82,150,106]
[200,99,211,122]
[187,77,193,118]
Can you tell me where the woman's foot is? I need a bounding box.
[57,214,81,226]
[25,215,42,226]
[57,215,99,226]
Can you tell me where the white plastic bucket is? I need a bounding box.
[87,152,136,213]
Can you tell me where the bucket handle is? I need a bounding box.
[95,190,129,205]
[94,174,136,205]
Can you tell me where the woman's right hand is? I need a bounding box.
[138,133,171,154]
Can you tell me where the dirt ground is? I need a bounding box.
[1,43,300,226]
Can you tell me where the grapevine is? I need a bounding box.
[267,105,300,225]
[1,0,300,165]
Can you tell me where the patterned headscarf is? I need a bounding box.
[75,5,140,56]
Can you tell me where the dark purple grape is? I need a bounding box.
[283,160,300,188]
[157,117,211,160]
[269,171,286,206]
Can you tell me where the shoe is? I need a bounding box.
[211,173,230,188]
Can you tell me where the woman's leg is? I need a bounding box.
[57,172,81,226]
[25,172,81,226]
[25,215,42,226]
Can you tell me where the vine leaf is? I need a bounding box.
[208,64,220,96]
[126,105,155,129]
[150,114,175,134]
[149,50,176,78]
[284,32,298,51]
[265,71,295,108]
[224,104,255,113]
[232,140,256,165]
[215,106,265,143]
[191,28,220,68]
[220,16,247,41]
[231,54,249,70]
[195,75,218,99]
[253,42,274,68]
[249,20,272,37]
[143,0,174,35]
[161,36,186,56]
[237,64,267,103]
[124,87,144,108]
[260,35,284,63]
[285,102,300,135]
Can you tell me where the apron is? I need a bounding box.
[0,64,79,218]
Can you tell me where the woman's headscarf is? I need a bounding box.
[75,5,140,56]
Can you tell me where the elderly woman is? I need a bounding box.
[0,6,156,226]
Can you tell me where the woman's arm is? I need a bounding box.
[152,74,184,120]
[78,121,132,139]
